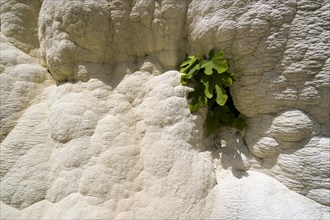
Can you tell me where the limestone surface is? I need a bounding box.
[1,0,329,219]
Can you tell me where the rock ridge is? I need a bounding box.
[0,0,329,219]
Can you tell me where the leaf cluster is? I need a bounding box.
[180,50,245,134]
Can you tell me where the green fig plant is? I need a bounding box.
[180,50,245,134]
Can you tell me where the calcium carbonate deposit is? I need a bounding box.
[0,0,329,219]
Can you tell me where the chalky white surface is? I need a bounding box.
[1,0,329,219]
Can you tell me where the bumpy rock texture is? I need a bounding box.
[1,0,329,219]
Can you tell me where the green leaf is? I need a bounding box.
[187,91,195,99]
[215,84,228,106]
[227,113,235,125]
[219,111,230,123]
[187,84,207,113]
[180,63,200,84]
[201,75,215,99]
[213,60,229,74]
[205,114,219,134]
[213,105,229,118]
[234,117,245,131]
[213,105,231,123]
[200,92,208,106]
[208,50,214,59]
[188,94,206,113]
[212,51,225,60]
[188,92,201,113]
[180,50,244,134]
[180,55,199,73]
[227,72,237,82]
[201,58,228,75]
[219,75,233,87]
[180,77,189,85]
[189,103,200,113]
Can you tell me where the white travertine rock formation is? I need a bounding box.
[0,0,41,58]
[1,0,329,219]
[38,0,188,82]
